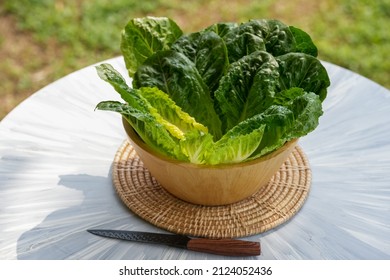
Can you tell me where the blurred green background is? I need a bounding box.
[1,0,389,120]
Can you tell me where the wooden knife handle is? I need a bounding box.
[187,238,261,256]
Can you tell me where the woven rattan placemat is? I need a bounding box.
[112,140,311,238]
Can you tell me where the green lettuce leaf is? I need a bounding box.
[251,19,296,57]
[205,20,318,62]
[205,123,265,165]
[96,100,188,161]
[248,105,295,158]
[214,51,280,133]
[219,20,267,63]
[138,86,209,136]
[133,50,222,139]
[282,89,323,139]
[96,63,149,111]
[213,19,298,63]
[96,63,212,161]
[171,31,229,94]
[247,89,323,159]
[289,26,318,57]
[276,53,331,101]
[121,16,183,77]
[179,131,214,164]
[205,22,240,38]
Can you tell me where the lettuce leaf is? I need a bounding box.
[281,89,323,139]
[247,89,323,160]
[133,50,222,139]
[206,19,318,64]
[289,26,318,57]
[96,64,211,162]
[248,105,295,158]
[171,31,229,94]
[121,16,183,77]
[250,19,296,57]
[96,100,188,161]
[179,131,214,164]
[205,22,240,38]
[205,123,265,165]
[218,20,267,63]
[138,86,208,136]
[214,51,280,132]
[276,53,331,101]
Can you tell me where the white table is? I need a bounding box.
[0,57,389,260]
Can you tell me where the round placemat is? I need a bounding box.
[112,140,311,238]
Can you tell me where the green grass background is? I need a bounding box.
[1,0,389,119]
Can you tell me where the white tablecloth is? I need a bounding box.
[0,57,389,260]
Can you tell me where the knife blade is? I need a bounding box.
[87,229,260,257]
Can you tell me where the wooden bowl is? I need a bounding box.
[123,118,298,206]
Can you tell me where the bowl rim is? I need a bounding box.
[122,117,298,169]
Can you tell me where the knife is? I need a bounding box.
[87,229,260,257]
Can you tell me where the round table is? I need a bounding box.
[0,57,389,260]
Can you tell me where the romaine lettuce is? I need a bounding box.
[96,17,330,165]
